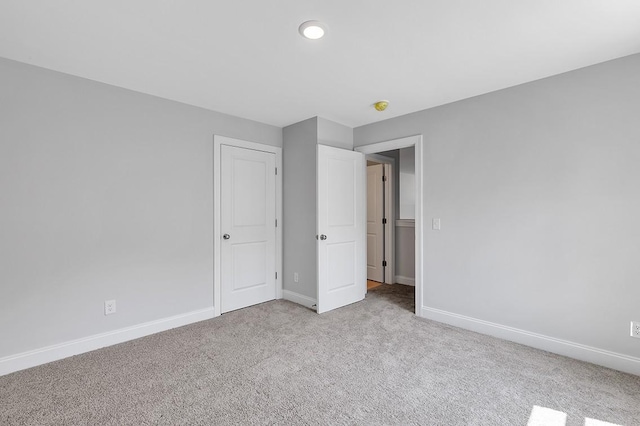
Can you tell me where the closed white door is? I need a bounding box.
[367,164,384,282]
[221,145,276,313]
[317,145,366,314]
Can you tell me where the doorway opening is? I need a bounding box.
[356,135,423,316]
[365,154,394,290]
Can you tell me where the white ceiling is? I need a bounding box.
[1,1,640,128]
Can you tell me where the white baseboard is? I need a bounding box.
[0,307,215,377]
[422,306,640,376]
[283,290,317,310]
[395,275,415,286]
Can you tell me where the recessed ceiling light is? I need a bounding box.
[299,21,326,40]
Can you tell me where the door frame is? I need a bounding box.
[365,154,395,285]
[355,135,423,316]
[213,135,283,317]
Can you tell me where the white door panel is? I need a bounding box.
[328,158,356,226]
[231,242,267,290]
[317,145,366,314]
[366,164,384,282]
[221,145,276,313]
[327,242,357,291]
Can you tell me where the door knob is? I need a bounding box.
[319,234,327,240]
[223,234,231,240]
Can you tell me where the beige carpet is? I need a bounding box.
[1,284,639,425]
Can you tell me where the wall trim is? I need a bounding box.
[283,290,317,310]
[422,306,640,376]
[395,219,415,228]
[0,307,215,377]
[395,275,415,286]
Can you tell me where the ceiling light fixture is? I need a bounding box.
[299,21,326,40]
[374,100,389,111]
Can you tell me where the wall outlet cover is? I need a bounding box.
[105,300,116,316]
[630,321,640,338]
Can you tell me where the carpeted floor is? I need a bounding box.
[1,284,639,425]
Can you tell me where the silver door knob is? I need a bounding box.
[223,234,231,240]
[319,234,327,240]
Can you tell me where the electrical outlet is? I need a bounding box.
[294,272,299,283]
[104,300,116,316]
[631,321,640,339]
[432,218,441,230]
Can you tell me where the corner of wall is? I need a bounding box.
[316,116,354,150]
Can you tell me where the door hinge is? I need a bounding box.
[275,167,278,175]
[275,219,277,227]
[382,218,387,225]
[382,260,387,267]
[382,175,387,182]
[275,272,278,279]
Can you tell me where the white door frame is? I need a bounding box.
[213,135,283,317]
[355,135,423,316]
[365,154,395,285]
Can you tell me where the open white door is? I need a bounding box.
[317,144,366,314]
[366,164,385,283]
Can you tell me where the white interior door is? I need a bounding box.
[317,144,366,314]
[221,145,276,313]
[367,164,385,282]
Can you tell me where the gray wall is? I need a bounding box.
[0,57,281,358]
[354,53,640,358]
[395,225,415,281]
[283,118,318,300]
[399,146,415,220]
[317,117,354,150]
[397,147,416,282]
